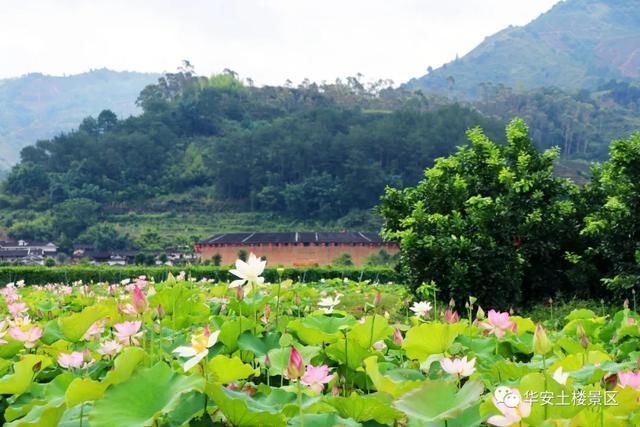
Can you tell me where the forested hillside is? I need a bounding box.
[0,68,504,250]
[407,0,640,97]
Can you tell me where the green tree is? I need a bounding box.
[78,224,130,252]
[52,198,100,239]
[380,119,580,308]
[581,133,640,294]
[237,249,248,262]
[333,252,354,266]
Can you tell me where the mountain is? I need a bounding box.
[0,69,159,168]
[406,0,640,98]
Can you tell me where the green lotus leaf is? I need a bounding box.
[208,355,256,384]
[565,309,597,321]
[207,384,287,427]
[40,320,66,345]
[349,315,393,348]
[326,337,373,370]
[103,346,148,386]
[89,362,205,427]
[403,322,467,360]
[252,387,324,418]
[510,316,536,334]
[327,392,402,424]
[164,391,205,427]
[516,372,582,424]
[287,315,355,345]
[65,377,108,407]
[363,356,422,398]
[393,379,484,423]
[4,397,66,427]
[0,355,52,395]
[218,316,255,351]
[5,372,73,422]
[57,302,117,342]
[288,413,362,427]
[237,332,281,356]
[548,350,611,372]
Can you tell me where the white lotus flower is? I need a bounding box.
[552,367,569,385]
[410,301,433,318]
[441,356,476,377]
[173,327,220,371]
[229,253,266,289]
[318,293,342,314]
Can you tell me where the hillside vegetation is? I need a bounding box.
[0,67,504,250]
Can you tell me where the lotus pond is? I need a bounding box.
[0,258,639,426]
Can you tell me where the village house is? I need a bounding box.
[195,232,398,266]
[0,240,58,265]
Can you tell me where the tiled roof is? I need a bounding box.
[199,232,389,245]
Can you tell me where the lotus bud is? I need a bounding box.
[469,296,477,305]
[331,383,340,396]
[580,334,590,349]
[374,291,382,306]
[476,306,485,320]
[287,347,304,379]
[242,384,257,395]
[444,309,459,324]
[533,323,552,355]
[295,295,302,306]
[156,304,165,320]
[236,286,244,301]
[83,348,92,364]
[465,301,470,309]
[548,298,553,305]
[132,286,148,314]
[509,307,514,315]
[624,299,629,309]
[449,298,455,308]
[263,303,272,322]
[264,354,271,368]
[384,311,390,320]
[393,322,404,345]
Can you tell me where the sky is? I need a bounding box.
[0,0,561,86]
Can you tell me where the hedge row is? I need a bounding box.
[0,265,403,286]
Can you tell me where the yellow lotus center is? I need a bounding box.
[192,334,209,353]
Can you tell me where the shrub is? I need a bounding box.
[380,119,581,308]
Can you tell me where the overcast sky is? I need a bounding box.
[0,0,560,85]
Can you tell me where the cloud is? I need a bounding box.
[0,0,560,85]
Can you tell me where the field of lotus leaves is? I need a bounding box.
[0,254,639,426]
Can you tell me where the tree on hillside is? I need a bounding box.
[380,119,581,308]
[581,133,640,295]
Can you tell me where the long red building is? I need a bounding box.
[195,232,398,266]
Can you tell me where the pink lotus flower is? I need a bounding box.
[287,347,304,379]
[393,322,403,345]
[118,303,138,316]
[441,356,476,377]
[488,389,531,426]
[58,351,94,369]
[8,302,28,317]
[1,287,20,304]
[301,364,335,393]
[97,339,123,357]
[113,321,142,346]
[84,319,108,341]
[618,371,640,390]
[444,309,460,324]
[9,325,43,348]
[479,310,517,338]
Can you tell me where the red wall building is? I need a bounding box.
[195,232,398,266]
